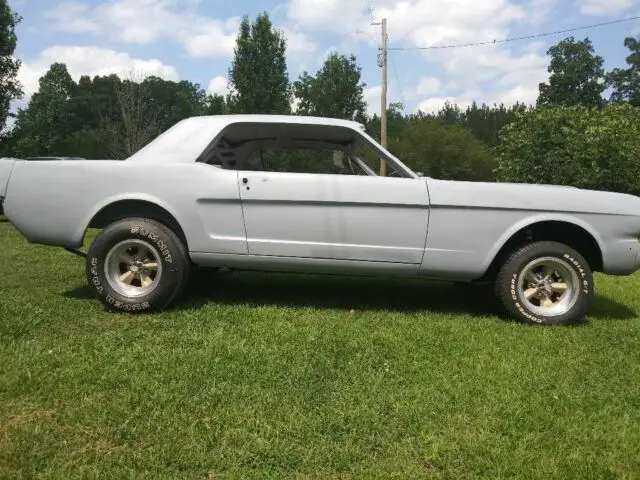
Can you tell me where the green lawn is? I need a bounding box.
[1,218,639,479]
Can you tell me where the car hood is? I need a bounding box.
[425,178,640,216]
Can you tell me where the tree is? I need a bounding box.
[141,77,208,130]
[104,76,162,159]
[496,105,640,195]
[366,102,408,145]
[608,36,640,106]
[388,116,497,182]
[228,12,291,114]
[0,0,22,133]
[205,93,228,115]
[64,74,121,158]
[537,37,606,108]
[293,53,367,121]
[10,63,77,157]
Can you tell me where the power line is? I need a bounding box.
[387,15,640,51]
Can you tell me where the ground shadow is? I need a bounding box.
[587,295,637,320]
[181,270,501,317]
[64,269,637,321]
[64,285,95,300]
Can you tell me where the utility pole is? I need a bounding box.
[379,18,388,176]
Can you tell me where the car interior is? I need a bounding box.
[196,122,406,177]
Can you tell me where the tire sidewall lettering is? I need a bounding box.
[563,253,592,294]
[503,247,593,325]
[89,255,152,312]
[131,225,173,264]
[90,257,104,295]
[87,219,187,314]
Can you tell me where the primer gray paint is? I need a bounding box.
[3,115,640,281]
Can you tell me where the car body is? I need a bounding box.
[2,114,640,324]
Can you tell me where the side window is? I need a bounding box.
[244,147,368,175]
[352,135,402,177]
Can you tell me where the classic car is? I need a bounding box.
[0,157,85,214]
[1,115,640,325]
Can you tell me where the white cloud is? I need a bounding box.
[525,0,559,24]
[18,46,179,96]
[415,77,443,97]
[43,0,240,59]
[43,2,100,33]
[416,96,473,114]
[576,0,640,15]
[287,0,549,109]
[364,85,383,116]
[208,76,229,96]
[288,0,369,32]
[281,28,317,55]
[363,83,403,116]
[494,85,540,105]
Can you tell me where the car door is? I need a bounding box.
[236,147,430,264]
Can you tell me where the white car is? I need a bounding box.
[1,115,640,325]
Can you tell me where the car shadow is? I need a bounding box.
[62,269,638,321]
[180,270,501,317]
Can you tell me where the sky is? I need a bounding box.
[9,0,640,116]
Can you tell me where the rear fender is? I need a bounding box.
[80,193,185,245]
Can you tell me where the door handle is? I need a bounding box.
[241,177,250,191]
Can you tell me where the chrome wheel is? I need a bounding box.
[516,257,580,317]
[104,239,162,298]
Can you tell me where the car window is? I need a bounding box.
[198,121,409,178]
[352,135,402,177]
[243,147,370,176]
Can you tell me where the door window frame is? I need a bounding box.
[195,121,421,180]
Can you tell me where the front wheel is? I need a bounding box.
[495,241,594,325]
[85,218,191,313]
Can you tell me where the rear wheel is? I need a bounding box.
[495,241,594,325]
[86,218,190,313]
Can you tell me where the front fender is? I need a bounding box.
[481,212,606,275]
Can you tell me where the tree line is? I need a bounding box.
[0,0,638,195]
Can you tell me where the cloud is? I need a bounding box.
[43,2,101,33]
[414,77,443,97]
[363,82,404,116]
[280,28,317,56]
[18,46,179,96]
[287,0,369,32]
[287,0,552,109]
[576,0,640,16]
[43,0,317,61]
[208,76,229,96]
[416,96,473,114]
[43,0,241,59]
[525,0,559,24]
[494,85,540,105]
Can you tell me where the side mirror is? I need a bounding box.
[416,172,425,177]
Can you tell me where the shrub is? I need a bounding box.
[496,105,640,195]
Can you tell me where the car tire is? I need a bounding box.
[85,218,190,313]
[495,241,594,325]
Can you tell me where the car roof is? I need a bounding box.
[126,114,367,164]
[178,114,366,130]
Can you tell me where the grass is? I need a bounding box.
[1,217,640,479]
